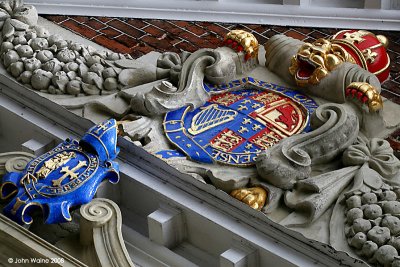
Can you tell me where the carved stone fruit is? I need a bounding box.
[16,44,33,58]
[4,50,20,67]
[382,216,400,235]
[69,42,83,52]
[352,218,372,233]
[362,241,378,258]
[13,35,27,45]
[347,195,362,208]
[63,62,79,72]
[362,193,378,205]
[102,67,117,79]
[383,201,400,214]
[381,191,397,201]
[66,80,81,95]
[52,71,69,91]
[36,50,54,63]
[388,237,400,251]
[30,37,48,51]
[350,232,367,249]
[364,204,383,220]
[367,226,391,246]
[42,58,63,73]
[1,42,14,54]
[89,63,104,76]
[83,71,103,89]
[57,49,76,63]
[393,258,400,267]
[347,208,364,224]
[104,77,117,91]
[31,69,53,90]
[19,70,32,84]
[33,26,50,38]
[10,61,24,78]
[375,245,398,266]
[24,58,41,71]
[25,30,37,41]
[48,34,63,46]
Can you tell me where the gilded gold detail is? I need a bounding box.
[36,151,76,179]
[362,48,378,63]
[225,30,259,59]
[347,82,383,112]
[52,160,87,187]
[20,173,38,185]
[251,131,280,149]
[212,93,242,106]
[11,197,27,215]
[238,126,249,134]
[289,38,355,86]
[210,130,243,152]
[342,30,371,44]
[376,34,389,48]
[230,187,268,211]
[188,104,237,135]
[251,92,280,104]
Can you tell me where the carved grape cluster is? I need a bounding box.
[0,20,129,95]
[345,187,400,267]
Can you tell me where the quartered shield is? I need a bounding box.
[163,77,318,166]
[0,119,120,225]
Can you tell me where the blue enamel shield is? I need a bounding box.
[163,77,318,166]
[0,119,120,225]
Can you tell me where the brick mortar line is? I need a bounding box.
[105,18,147,39]
[382,88,400,98]
[72,17,108,33]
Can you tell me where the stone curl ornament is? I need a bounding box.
[0,119,120,225]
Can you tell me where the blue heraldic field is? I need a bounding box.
[163,77,318,166]
[0,119,120,225]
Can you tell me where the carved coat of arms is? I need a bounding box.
[0,119,120,224]
[163,77,318,166]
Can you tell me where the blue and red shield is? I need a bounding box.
[163,77,318,166]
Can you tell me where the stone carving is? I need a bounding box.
[79,198,134,267]
[327,137,400,266]
[265,34,383,110]
[1,5,399,265]
[0,151,34,175]
[0,0,158,96]
[256,103,359,189]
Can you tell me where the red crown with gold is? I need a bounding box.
[331,30,390,83]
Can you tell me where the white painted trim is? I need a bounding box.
[27,0,400,30]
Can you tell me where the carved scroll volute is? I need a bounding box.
[256,103,359,189]
[80,198,134,267]
[0,152,35,176]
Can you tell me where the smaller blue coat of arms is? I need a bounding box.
[0,119,120,225]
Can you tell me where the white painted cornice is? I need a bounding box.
[27,0,400,31]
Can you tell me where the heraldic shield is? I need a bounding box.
[163,77,318,166]
[0,119,120,225]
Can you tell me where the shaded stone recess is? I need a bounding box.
[43,15,400,156]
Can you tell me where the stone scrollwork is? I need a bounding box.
[129,48,237,116]
[0,151,34,176]
[256,103,359,189]
[79,198,134,267]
